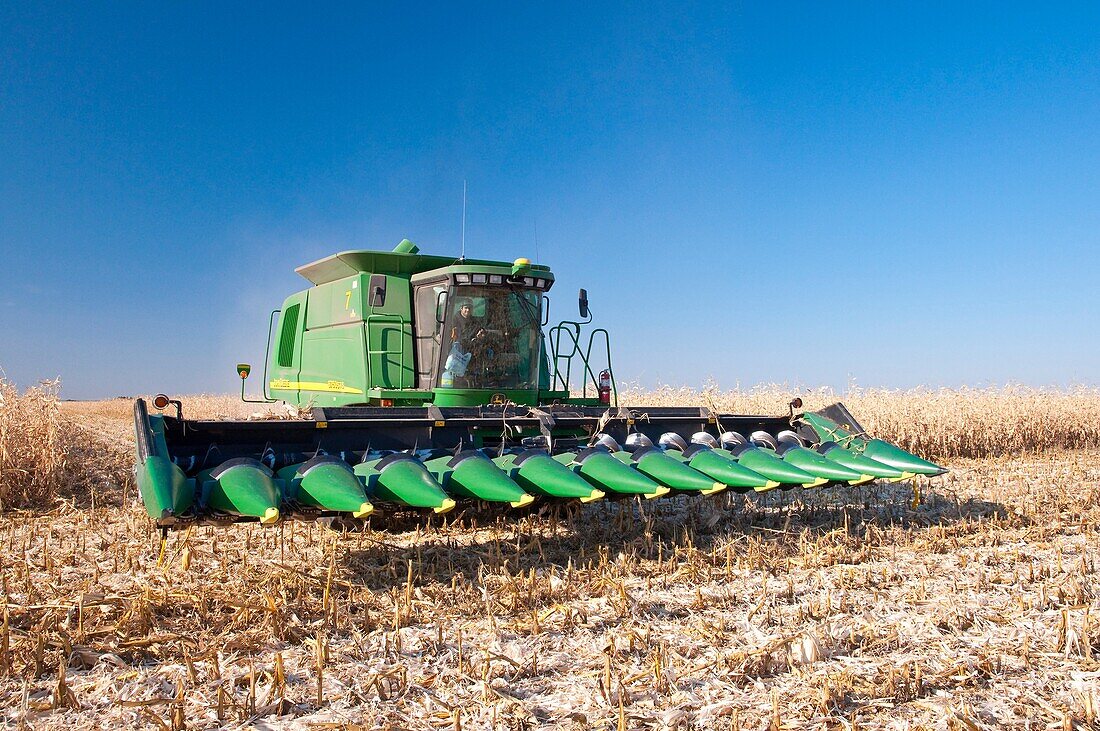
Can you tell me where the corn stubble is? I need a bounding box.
[2,379,1100,728]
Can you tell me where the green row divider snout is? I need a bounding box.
[656,434,776,491]
[278,456,373,518]
[554,447,668,498]
[495,451,604,502]
[356,453,456,513]
[818,442,905,479]
[616,446,726,495]
[197,458,281,525]
[861,439,947,477]
[718,439,819,488]
[425,451,534,508]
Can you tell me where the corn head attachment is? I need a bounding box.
[132,240,945,530]
[133,399,946,529]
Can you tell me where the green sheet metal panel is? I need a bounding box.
[366,317,415,389]
[268,291,306,402]
[296,326,369,405]
[304,276,360,330]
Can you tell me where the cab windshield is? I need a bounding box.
[438,285,542,390]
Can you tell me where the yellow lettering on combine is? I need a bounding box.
[267,380,364,395]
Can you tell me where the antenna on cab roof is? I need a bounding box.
[460,180,467,261]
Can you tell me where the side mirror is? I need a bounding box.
[578,288,589,319]
[788,397,803,418]
[152,393,183,418]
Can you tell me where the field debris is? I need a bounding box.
[1,385,1099,728]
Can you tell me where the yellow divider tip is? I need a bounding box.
[645,485,672,499]
[804,477,829,488]
[434,498,457,514]
[848,475,874,486]
[260,507,280,525]
[510,493,536,508]
[352,502,374,518]
[700,483,728,496]
[901,471,917,479]
[764,480,781,489]
[579,489,606,504]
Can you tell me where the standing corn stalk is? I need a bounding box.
[0,378,68,510]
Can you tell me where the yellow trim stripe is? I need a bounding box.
[269,379,364,395]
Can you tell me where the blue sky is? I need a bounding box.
[2,3,1098,398]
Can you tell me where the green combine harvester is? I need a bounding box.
[133,240,946,529]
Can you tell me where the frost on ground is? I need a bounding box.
[1,449,1100,730]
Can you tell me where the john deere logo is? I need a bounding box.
[490,392,507,405]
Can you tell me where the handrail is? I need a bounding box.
[548,321,584,391]
[263,309,279,400]
[584,328,617,407]
[242,309,281,403]
[546,319,614,405]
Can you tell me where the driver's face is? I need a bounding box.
[460,305,471,317]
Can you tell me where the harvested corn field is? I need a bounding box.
[2,387,1100,728]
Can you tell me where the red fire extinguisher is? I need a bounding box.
[598,369,612,405]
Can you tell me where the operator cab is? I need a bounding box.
[412,263,552,404]
[438,285,542,389]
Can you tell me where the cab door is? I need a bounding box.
[412,279,448,389]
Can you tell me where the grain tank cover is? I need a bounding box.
[295,239,548,286]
